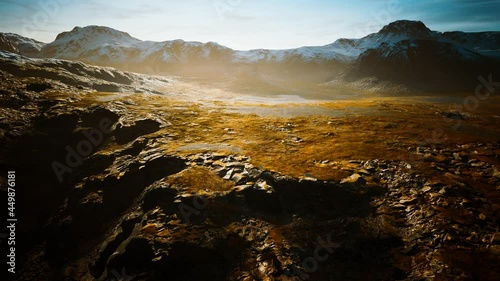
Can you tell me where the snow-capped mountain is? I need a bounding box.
[38,25,233,65]
[1,26,367,64]
[442,31,500,58]
[1,21,499,66]
[41,25,140,61]
[1,20,499,92]
[366,20,500,58]
[346,21,499,91]
[232,39,363,63]
[0,32,45,57]
[0,34,18,54]
[235,20,499,64]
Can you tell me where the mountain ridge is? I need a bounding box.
[3,20,499,64]
[1,20,499,92]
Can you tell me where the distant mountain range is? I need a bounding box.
[1,20,499,92]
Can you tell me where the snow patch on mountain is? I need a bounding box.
[441,31,500,58]
[2,20,499,67]
[40,26,233,64]
[0,33,45,56]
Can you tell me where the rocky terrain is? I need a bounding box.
[0,51,172,94]
[0,49,499,281]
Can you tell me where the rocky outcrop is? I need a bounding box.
[0,51,168,93]
[40,147,496,281]
[115,119,162,144]
[0,33,19,53]
[0,32,44,56]
[348,38,498,92]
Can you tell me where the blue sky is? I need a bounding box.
[0,0,499,50]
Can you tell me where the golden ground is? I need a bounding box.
[55,90,500,181]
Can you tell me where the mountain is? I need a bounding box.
[0,26,363,65]
[3,21,499,65]
[442,31,500,57]
[2,21,499,64]
[37,26,234,67]
[0,32,45,57]
[0,34,18,53]
[1,20,499,92]
[345,21,500,91]
[0,50,171,93]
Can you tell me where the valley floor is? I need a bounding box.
[0,70,499,280]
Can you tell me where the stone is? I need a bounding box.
[223,168,235,180]
[340,173,365,184]
[424,209,435,218]
[492,168,500,178]
[378,162,388,169]
[231,173,249,185]
[358,169,372,175]
[468,158,479,164]
[114,119,161,144]
[142,223,160,235]
[225,162,245,169]
[255,180,272,190]
[213,167,228,177]
[428,192,442,199]
[435,154,448,163]
[471,162,485,167]
[423,153,434,162]
[399,196,418,205]
[392,204,406,209]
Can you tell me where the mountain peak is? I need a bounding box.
[55,25,134,41]
[379,20,431,37]
[0,34,19,54]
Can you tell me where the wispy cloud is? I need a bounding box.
[0,0,498,49]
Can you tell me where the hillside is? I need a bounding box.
[1,20,499,92]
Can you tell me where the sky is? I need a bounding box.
[0,0,499,50]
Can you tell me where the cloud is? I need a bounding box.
[0,0,37,12]
[0,0,498,49]
[402,0,500,31]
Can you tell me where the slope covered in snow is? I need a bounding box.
[441,31,500,59]
[39,26,233,64]
[345,22,500,92]
[0,34,18,54]
[0,32,45,56]
[231,20,441,64]
[1,20,498,90]
[41,26,140,61]
[2,21,499,66]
